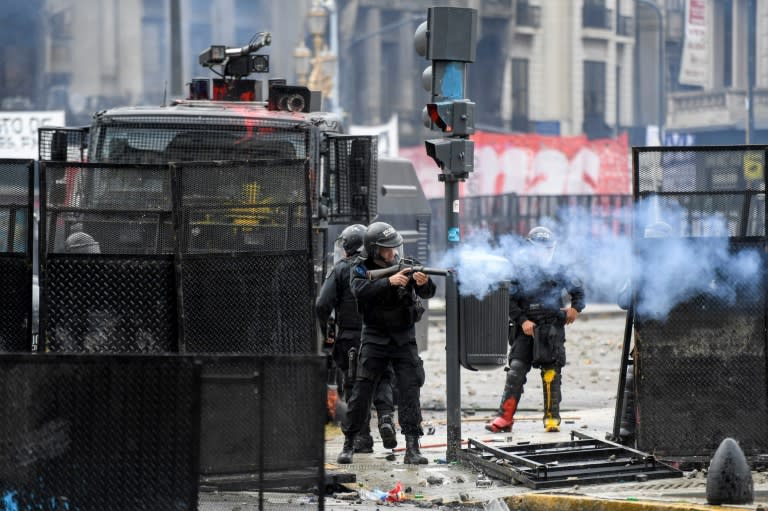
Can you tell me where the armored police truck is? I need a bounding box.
[32,32,431,353]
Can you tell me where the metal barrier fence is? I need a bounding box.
[429,193,632,256]
[198,354,326,493]
[325,135,377,224]
[40,162,177,353]
[0,353,201,511]
[632,146,768,460]
[172,160,314,353]
[0,160,34,351]
[39,160,314,354]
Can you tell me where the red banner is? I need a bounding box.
[400,131,630,199]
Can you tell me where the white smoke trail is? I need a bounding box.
[434,197,763,320]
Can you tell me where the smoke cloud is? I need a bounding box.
[435,197,763,320]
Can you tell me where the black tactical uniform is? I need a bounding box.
[337,222,436,465]
[315,224,396,452]
[486,226,586,434]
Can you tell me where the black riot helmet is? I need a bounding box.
[333,223,366,262]
[364,222,403,263]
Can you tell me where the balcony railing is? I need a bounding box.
[583,5,613,30]
[516,1,541,28]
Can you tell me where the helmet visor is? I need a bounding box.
[374,242,403,266]
[333,238,348,264]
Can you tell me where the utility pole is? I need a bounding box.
[637,0,665,144]
[414,6,477,462]
[746,0,756,143]
[170,0,182,98]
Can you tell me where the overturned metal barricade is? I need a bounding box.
[460,431,682,489]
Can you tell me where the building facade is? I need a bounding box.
[0,0,764,145]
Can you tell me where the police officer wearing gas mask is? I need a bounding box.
[485,226,585,434]
[336,222,436,465]
[315,224,397,453]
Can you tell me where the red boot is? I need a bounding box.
[485,397,518,433]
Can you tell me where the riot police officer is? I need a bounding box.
[485,226,585,434]
[336,222,436,465]
[315,224,396,453]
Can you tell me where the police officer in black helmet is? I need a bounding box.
[316,224,396,453]
[485,226,585,435]
[336,222,436,465]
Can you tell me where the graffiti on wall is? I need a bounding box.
[401,131,630,199]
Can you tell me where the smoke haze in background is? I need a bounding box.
[436,198,763,320]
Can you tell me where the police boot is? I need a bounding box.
[336,436,355,464]
[354,433,374,453]
[485,397,517,433]
[403,435,428,465]
[542,368,561,432]
[378,414,398,449]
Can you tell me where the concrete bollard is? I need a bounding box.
[706,437,754,505]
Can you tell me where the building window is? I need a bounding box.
[516,1,541,28]
[511,58,529,131]
[583,60,610,138]
[583,0,612,30]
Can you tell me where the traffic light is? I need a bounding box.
[426,100,475,136]
[425,139,474,179]
[415,6,477,175]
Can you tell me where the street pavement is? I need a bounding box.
[200,304,768,511]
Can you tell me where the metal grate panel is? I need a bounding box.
[42,162,174,255]
[326,135,377,224]
[172,160,309,254]
[0,353,200,511]
[179,254,314,353]
[198,355,326,494]
[632,147,768,459]
[38,127,89,162]
[0,159,34,350]
[42,257,177,353]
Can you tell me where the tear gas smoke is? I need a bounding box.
[434,198,762,320]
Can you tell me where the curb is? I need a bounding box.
[503,494,719,511]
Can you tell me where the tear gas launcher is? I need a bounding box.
[365,258,449,280]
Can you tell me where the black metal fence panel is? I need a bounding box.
[172,161,314,353]
[43,258,177,353]
[0,353,200,511]
[38,127,89,162]
[325,135,377,224]
[632,146,768,459]
[198,355,326,494]
[0,159,34,351]
[40,162,176,352]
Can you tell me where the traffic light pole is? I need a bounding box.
[443,172,462,461]
[415,6,477,463]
